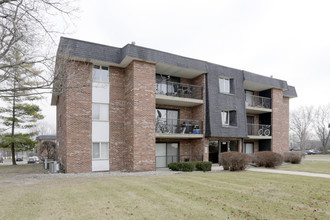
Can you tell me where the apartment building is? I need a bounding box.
[51,37,297,173]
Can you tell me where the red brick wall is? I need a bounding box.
[56,61,92,173]
[109,67,126,171]
[271,89,290,154]
[125,60,156,171]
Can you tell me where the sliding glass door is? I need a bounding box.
[156,143,179,168]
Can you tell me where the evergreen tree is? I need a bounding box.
[0,50,44,165]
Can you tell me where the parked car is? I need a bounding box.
[305,150,316,155]
[32,156,40,163]
[27,157,36,164]
[16,157,23,161]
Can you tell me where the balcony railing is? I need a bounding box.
[156,155,204,168]
[247,124,272,136]
[155,118,203,135]
[156,81,203,100]
[245,94,271,109]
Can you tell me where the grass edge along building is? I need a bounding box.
[51,37,297,173]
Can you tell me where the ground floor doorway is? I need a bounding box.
[156,143,179,168]
[209,140,240,164]
[208,141,219,163]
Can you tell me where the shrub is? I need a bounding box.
[220,152,252,171]
[195,162,212,172]
[168,162,194,172]
[168,162,179,171]
[283,151,303,164]
[168,161,212,172]
[253,151,283,168]
[181,162,195,172]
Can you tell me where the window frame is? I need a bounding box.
[92,65,109,82]
[221,110,237,127]
[92,142,109,160]
[219,77,231,94]
[92,103,109,121]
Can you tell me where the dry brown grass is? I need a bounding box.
[0,167,329,219]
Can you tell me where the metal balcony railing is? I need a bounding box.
[245,94,271,109]
[155,118,203,135]
[156,155,204,168]
[247,124,272,136]
[156,81,203,100]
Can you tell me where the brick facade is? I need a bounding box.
[57,61,92,173]
[53,38,295,173]
[271,88,290,154]
[125,61,156,171]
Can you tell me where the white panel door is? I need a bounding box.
[156,143,166,168]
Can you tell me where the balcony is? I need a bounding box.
[245,94,272,114]
[155,118,203,139]
[247,124,272,139]
[156,81,203,107]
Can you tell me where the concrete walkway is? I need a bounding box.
[211,166,330,179]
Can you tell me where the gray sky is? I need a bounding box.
[43,0,330,130]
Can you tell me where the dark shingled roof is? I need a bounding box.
[56,37,296,96]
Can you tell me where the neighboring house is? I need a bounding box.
[36,135,57,159]
[51,37,297,173]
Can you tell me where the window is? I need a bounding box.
[92,103,109,121]
[221,111,229,126]
[156,108,179,133]
[221,110,237,126]
[156,74,180,95]
[93,65,109,82]
[92,142,109,159]
[219,77,233,94]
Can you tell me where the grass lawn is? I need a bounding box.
[0,166,329,219]
[305,154,330,159]
[279,160,330,174]
[0,163,47,178]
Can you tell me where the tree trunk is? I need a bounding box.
[11,80,17,165]
[11,144,16,165]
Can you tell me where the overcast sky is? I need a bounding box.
[43,0,330,131]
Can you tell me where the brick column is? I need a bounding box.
[125,60,156,171]
[271,88,290,154]
[62,61,92,173]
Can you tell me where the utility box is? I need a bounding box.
[49,161,58,173]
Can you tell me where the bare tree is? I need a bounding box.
[290,106,314,151]
[313,104,330,154]
[34,121,56,136]
[39,140,56,159]
[0,0,78,98]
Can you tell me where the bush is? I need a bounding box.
[283,151,303,164]
[168,161,212,172]
[181,162,195,172]
[220,152,252,171]
[168,162,180,171]
[168,162,194,172]
[195,162,212,172]
[253,151,283,168]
